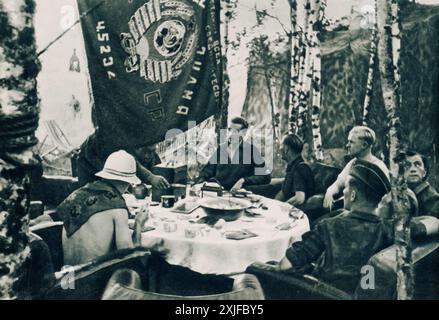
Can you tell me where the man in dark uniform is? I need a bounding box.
[246,134,315,206]
[75,132,169,189]
[377,151,439,239]
[404,151,439,218]
[278,160,391,294]
[275,134,314,205]
[197,117,271,191]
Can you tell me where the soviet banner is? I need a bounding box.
[77,0,222,152]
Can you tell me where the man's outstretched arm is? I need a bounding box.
[136,161,170,190]
[113,209,134,250]
[279,227,326,271]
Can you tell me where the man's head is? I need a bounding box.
[95,150,141,193]
[228,116,249,141]
[404,151,428,188]
[280,134,303,162]
[131,145,156,160]
[346,126,376,157]
[343,160,391,211]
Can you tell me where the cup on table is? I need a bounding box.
[184,225,200,239]
[189,184,202,197]
[161,195,176,208]
[289,208,305,220]
[163,219,178,233]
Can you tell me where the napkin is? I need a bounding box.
[275,222,297,231]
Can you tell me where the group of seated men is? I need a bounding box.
[32,116,439,296]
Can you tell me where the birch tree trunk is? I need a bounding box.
[310,0,324,161]
[264,70,278,143]
[376,0,414,300]
[289,0,300,134]
[297,0,313,139]
[217,0,231,132]
[0,0,41,299]
[290,0,310,138]
[291,35,307,136]
[362,20,378,125]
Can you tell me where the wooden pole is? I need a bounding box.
[376,0,414,300]
[0,0,40,299]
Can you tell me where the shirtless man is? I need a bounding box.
[323,126,389,210]
[58,150,149,266]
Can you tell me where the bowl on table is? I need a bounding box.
[130,184,151,200]
[197,197,252,221]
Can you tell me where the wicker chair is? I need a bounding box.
[42,248,152,300]
[246,238,439,300]
[30,221,64,272]
[102,268,264,300]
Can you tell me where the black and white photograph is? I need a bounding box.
[0,0,438,303]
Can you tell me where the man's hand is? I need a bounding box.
[231,178,245,192]
[135,204,149,227]
[287,192,305,207]
[149,174,170,190]
[278,256,293,271]
[144,239,169,258]
[132,205,149,246]
[323,188,335,210]
[275,190,285,202]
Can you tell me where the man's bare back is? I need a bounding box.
[62,208,134,266]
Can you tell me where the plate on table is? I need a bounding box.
[171,201,200,214]
[223,229,258,240]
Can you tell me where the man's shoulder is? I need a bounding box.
[316,210,379,237]
[370,156,390,175]
[426,183,439,195]
[420,182,439,201]
[296,161,312,172]
[322,209,376,225]
[98,207,129,215]
[92,208,129,220]
[315,210,349,229]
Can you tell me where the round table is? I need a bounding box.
[129,193,310,275]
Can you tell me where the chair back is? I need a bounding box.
[309,162,341,195]
[102,268,264,300]
[43,248,151,300]
[30,221,64,272]
[355,239,439,299]
[246,262,352,300]
[299,163,342,222]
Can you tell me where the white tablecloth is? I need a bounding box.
[133,194,310,275]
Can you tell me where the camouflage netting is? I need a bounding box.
[242,4,439,165]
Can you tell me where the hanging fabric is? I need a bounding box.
[76,0,223,153]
